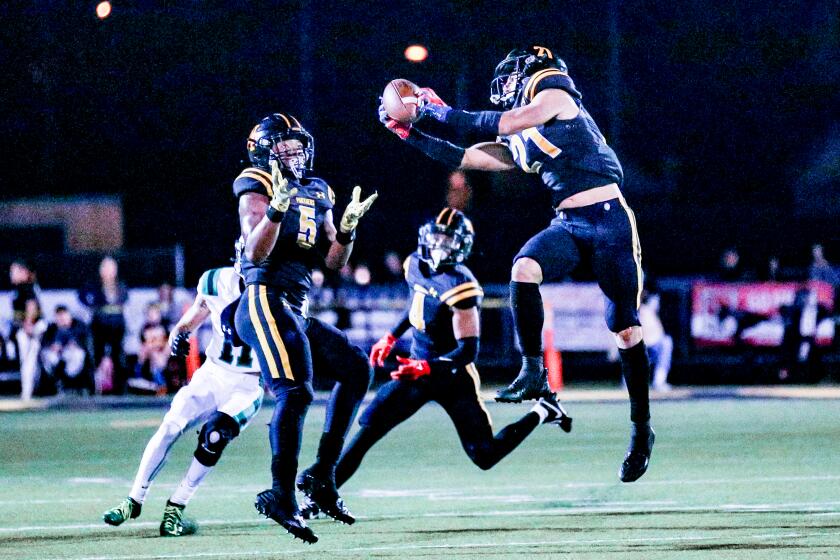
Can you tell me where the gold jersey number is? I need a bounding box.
[297,205,317,248]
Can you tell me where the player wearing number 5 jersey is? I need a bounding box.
[103,266,263,537]
[379,46,654,483]
[233,113,376,543]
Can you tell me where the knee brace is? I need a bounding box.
[194,412,241,467]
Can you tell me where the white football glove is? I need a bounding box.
[340,186,378,233]
[269,160,298,213]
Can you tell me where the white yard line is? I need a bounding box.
[32,529,840,560]
[3,502,840,534]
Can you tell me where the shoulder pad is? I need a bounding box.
[198,268,223,296]
[233,167,273,198]
[438,267,483,309]
[522,69,582,103]
[214,267,243,303]
[303,177,335,208]
[403,255,412,280]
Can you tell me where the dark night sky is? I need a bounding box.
[1,0,839,286]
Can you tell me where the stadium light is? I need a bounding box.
[96,1,112,19]
[404,44,428,63]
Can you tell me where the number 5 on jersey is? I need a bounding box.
[297,204,317,248]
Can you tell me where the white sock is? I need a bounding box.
[531,401,549,422]
[169,458,213,506]
[128,422,182,504]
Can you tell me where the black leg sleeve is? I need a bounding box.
[619,341,651,423]
[510,281,544,357]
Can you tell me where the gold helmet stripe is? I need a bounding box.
[276,113,292,128]
[533,45,553,59]
[289,115,302,129]
[436,207,455,225]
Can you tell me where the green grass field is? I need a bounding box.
[2,394,840,559]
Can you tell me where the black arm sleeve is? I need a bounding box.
[405,128,466,169]
[429,336,479,374]
[390,310,412,339]
[445,109,503,136]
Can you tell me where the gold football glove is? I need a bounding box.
[340,186,378,233]
[269,160,298,213]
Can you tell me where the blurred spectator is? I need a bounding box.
[143,302,164,328]
[78,256,128,394]
[639,291,673,391]
[446,170,473,211]
[9,259,40,331]
[353,263,372,286]
[718,247,745,281]
[155,282,181,329]
[381,251,405,285]
[779,287,832,382]
[41,305,94,395]
[128,323,171,395]
[760,256,781,282]
[16,299,47,400]
[809,244,839,286]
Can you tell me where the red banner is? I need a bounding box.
[691,281,835,347]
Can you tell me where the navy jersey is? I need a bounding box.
[233,166,336,312]
[502,69,624,206]
[403,252,484,361]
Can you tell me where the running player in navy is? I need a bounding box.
[379,46,654,483]
[233,113,376,542]
[303,209,570,518]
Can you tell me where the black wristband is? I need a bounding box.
[265,206,284,223]
[446,109,503,136]
[405,129,466,169]
[335,228,356,245]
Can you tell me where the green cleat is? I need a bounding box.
[159,500,198,537]
[103,497,142,526]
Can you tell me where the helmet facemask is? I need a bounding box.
[418,219,474,271]
[490,56,527,109]
[262,131,314,179]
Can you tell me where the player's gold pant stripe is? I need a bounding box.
[438,281,481,302]
[618,196,643,309]
[257,285,294,380]
[465,363,493,429]
[248,285,280,379]
[444,288,484,307]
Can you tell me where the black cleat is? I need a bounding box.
[254,489,318,544]
[299,495,322,520]
[535,395,573,433]
[496,359,550,403]
[296,468,355,525]
[619,424,656,483]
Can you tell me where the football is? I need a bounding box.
[382,78,421,124]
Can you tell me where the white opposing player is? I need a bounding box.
[103,266,263,536]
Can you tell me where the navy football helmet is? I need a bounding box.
[418,208,475,270]
[247,113,314,177]
[490,46,567,109]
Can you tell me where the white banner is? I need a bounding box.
[541,283,614,352]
